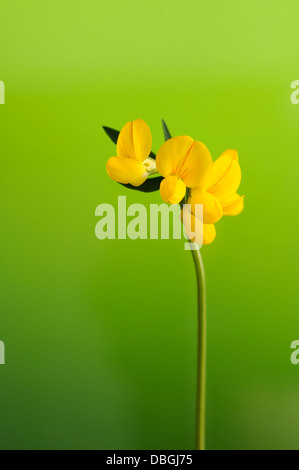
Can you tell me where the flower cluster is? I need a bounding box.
[105,119,243,245]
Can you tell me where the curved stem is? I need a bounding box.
[190,243,206,451]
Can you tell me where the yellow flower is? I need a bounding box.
[182,149,243,245]
[181,204,217,246]
[106,119,155,186]
[156,136,213,204]
[189,149,244,225]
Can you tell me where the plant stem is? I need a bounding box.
[190,243,207,451]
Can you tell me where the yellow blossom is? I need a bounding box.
[106,119,155,186]
[156,136,213,204]
[189,149,244,225]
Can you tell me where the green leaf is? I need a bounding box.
[103,126,119,145]
[118,177,163,192]
[103,125,156,159]
[162,119,172,141]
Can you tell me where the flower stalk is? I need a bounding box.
[190,243,207,451]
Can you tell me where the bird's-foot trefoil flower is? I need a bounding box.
[188,148,244,225]
[106,119,156,187]
[156,136,213,204]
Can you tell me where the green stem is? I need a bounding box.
[190,243,207,451]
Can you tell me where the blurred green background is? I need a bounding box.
[0,0,299,450]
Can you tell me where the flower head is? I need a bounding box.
[106,119,155,187]
[188,149,244,224]
[181,148,243,245]
[104,118,244,246]
[156,136,213,204]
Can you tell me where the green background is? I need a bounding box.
[0,0,299,450]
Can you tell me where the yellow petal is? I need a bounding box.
[208,154,231,186]
[203,223,216,245]
[222,193,244,216]
[156,136,212,188]
[189,189,223,224]
[209,154,241,201]
[116,122,135,160]
[106,156,148,186]
[221,149,239,162]
[160,175,186,204]
[132,119,152,162]
[116,119,152,162]
[179,141,213,188]
[181,207,216,245]
[156,136,194,177]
